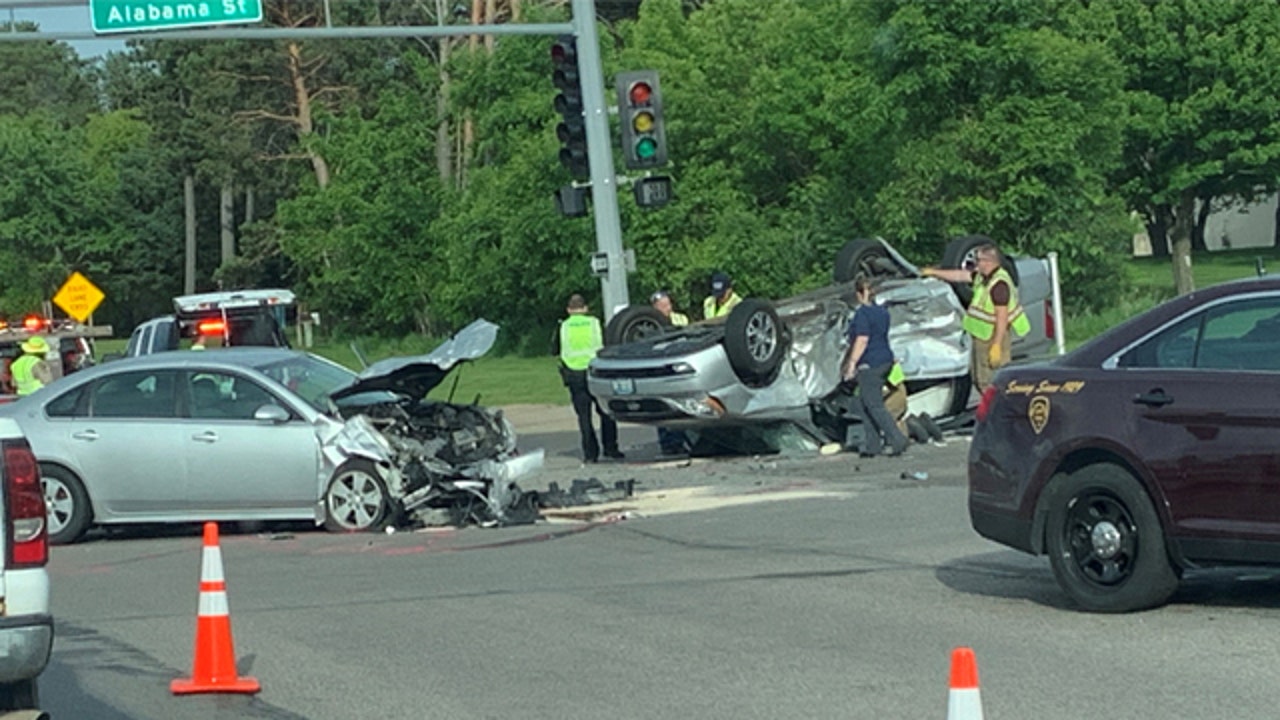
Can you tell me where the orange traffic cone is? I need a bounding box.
[171,522,261,695]
[946,646,984,720]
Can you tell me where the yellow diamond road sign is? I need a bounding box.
[53,272,106,323]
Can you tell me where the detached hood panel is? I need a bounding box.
[330,319,498,401]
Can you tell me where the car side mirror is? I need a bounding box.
[253,404,290,424]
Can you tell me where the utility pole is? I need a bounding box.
[570,0,629,319]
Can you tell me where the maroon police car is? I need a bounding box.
[968,275,1280,612]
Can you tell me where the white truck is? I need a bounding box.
[125,288,295,356]
[0,419,52,718]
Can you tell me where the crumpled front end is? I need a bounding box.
[333,399,544,528]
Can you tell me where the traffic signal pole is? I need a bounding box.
[570,0,630,319]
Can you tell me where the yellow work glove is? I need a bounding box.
[987,344,1006,368]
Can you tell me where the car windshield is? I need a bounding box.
[253,354,357,412]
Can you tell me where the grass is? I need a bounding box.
[1065,247,1279,349]
[90,247,1280,406]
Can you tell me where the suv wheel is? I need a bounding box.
[1044,463,1179,612]
[723,299,786,385]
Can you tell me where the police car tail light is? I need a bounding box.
[975,385,998,424]
[1045,300,1055,340]
[3,440,47,567]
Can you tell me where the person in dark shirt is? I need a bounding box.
[841,278,909,457]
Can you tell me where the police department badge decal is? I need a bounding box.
[1028,395,1050,434]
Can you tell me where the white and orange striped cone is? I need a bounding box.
[171,522,260,695]
[946,646,984,720]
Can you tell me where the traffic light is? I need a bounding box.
[616,70,667,169]
[551,35,588,180]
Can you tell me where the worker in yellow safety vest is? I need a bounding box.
[703,271,742,320]
[923,243,1030,391]
[551,294,624,464]
[11,336,53,396]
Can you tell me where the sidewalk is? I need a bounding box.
[498,403,578,435]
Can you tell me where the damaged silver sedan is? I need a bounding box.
[1,320,541,544]
[588,237,1058,447]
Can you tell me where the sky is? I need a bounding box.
[6,4,126,58]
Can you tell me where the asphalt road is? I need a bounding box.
[41,417,1280,719]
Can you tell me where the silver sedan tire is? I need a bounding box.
[42,465,92,545]
[323,460,391,533]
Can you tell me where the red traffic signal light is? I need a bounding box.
[616,70,667,169]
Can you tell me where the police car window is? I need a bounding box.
[1196,297,1280,371]
[1117,314,1201,369]
[92,370,178,419]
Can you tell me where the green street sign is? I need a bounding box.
[90,1,264,34]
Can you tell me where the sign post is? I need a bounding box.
[90,0,263,34]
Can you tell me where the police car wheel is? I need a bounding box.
[323,460,391,533]
[1044,463,1179,613]
[42,465,91,545]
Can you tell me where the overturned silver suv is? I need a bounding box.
[588,237,1059,448]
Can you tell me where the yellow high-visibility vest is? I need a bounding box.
[11,355,43,396]
[703,291,742,319]
[559,314,602,370]
[962,268,1030,341]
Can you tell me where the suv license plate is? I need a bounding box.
[612,379,635,396]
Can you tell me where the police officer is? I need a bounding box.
[703,272,742,320]
[553,294,624,463]
[11,336,53,396]
[923,243,1030,391]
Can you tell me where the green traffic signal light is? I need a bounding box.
[634,137,657,160]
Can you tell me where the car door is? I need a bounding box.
[180,370,320,515]
[1117,292,1280,545]
[61,369,187,517]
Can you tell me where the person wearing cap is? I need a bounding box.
[703,271,743,320]
[650,290,689,326]
[11,335,53,396]
[552,294,624,463]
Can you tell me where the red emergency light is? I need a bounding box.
[21,315,43,332]
[197,320,226,336]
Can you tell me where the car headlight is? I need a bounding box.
[668,362,696,375]
[669,397,721,417]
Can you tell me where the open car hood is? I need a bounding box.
[329,319,498,401]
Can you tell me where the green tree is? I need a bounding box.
[1092,0,1280,294]
[861,0,1134,312]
